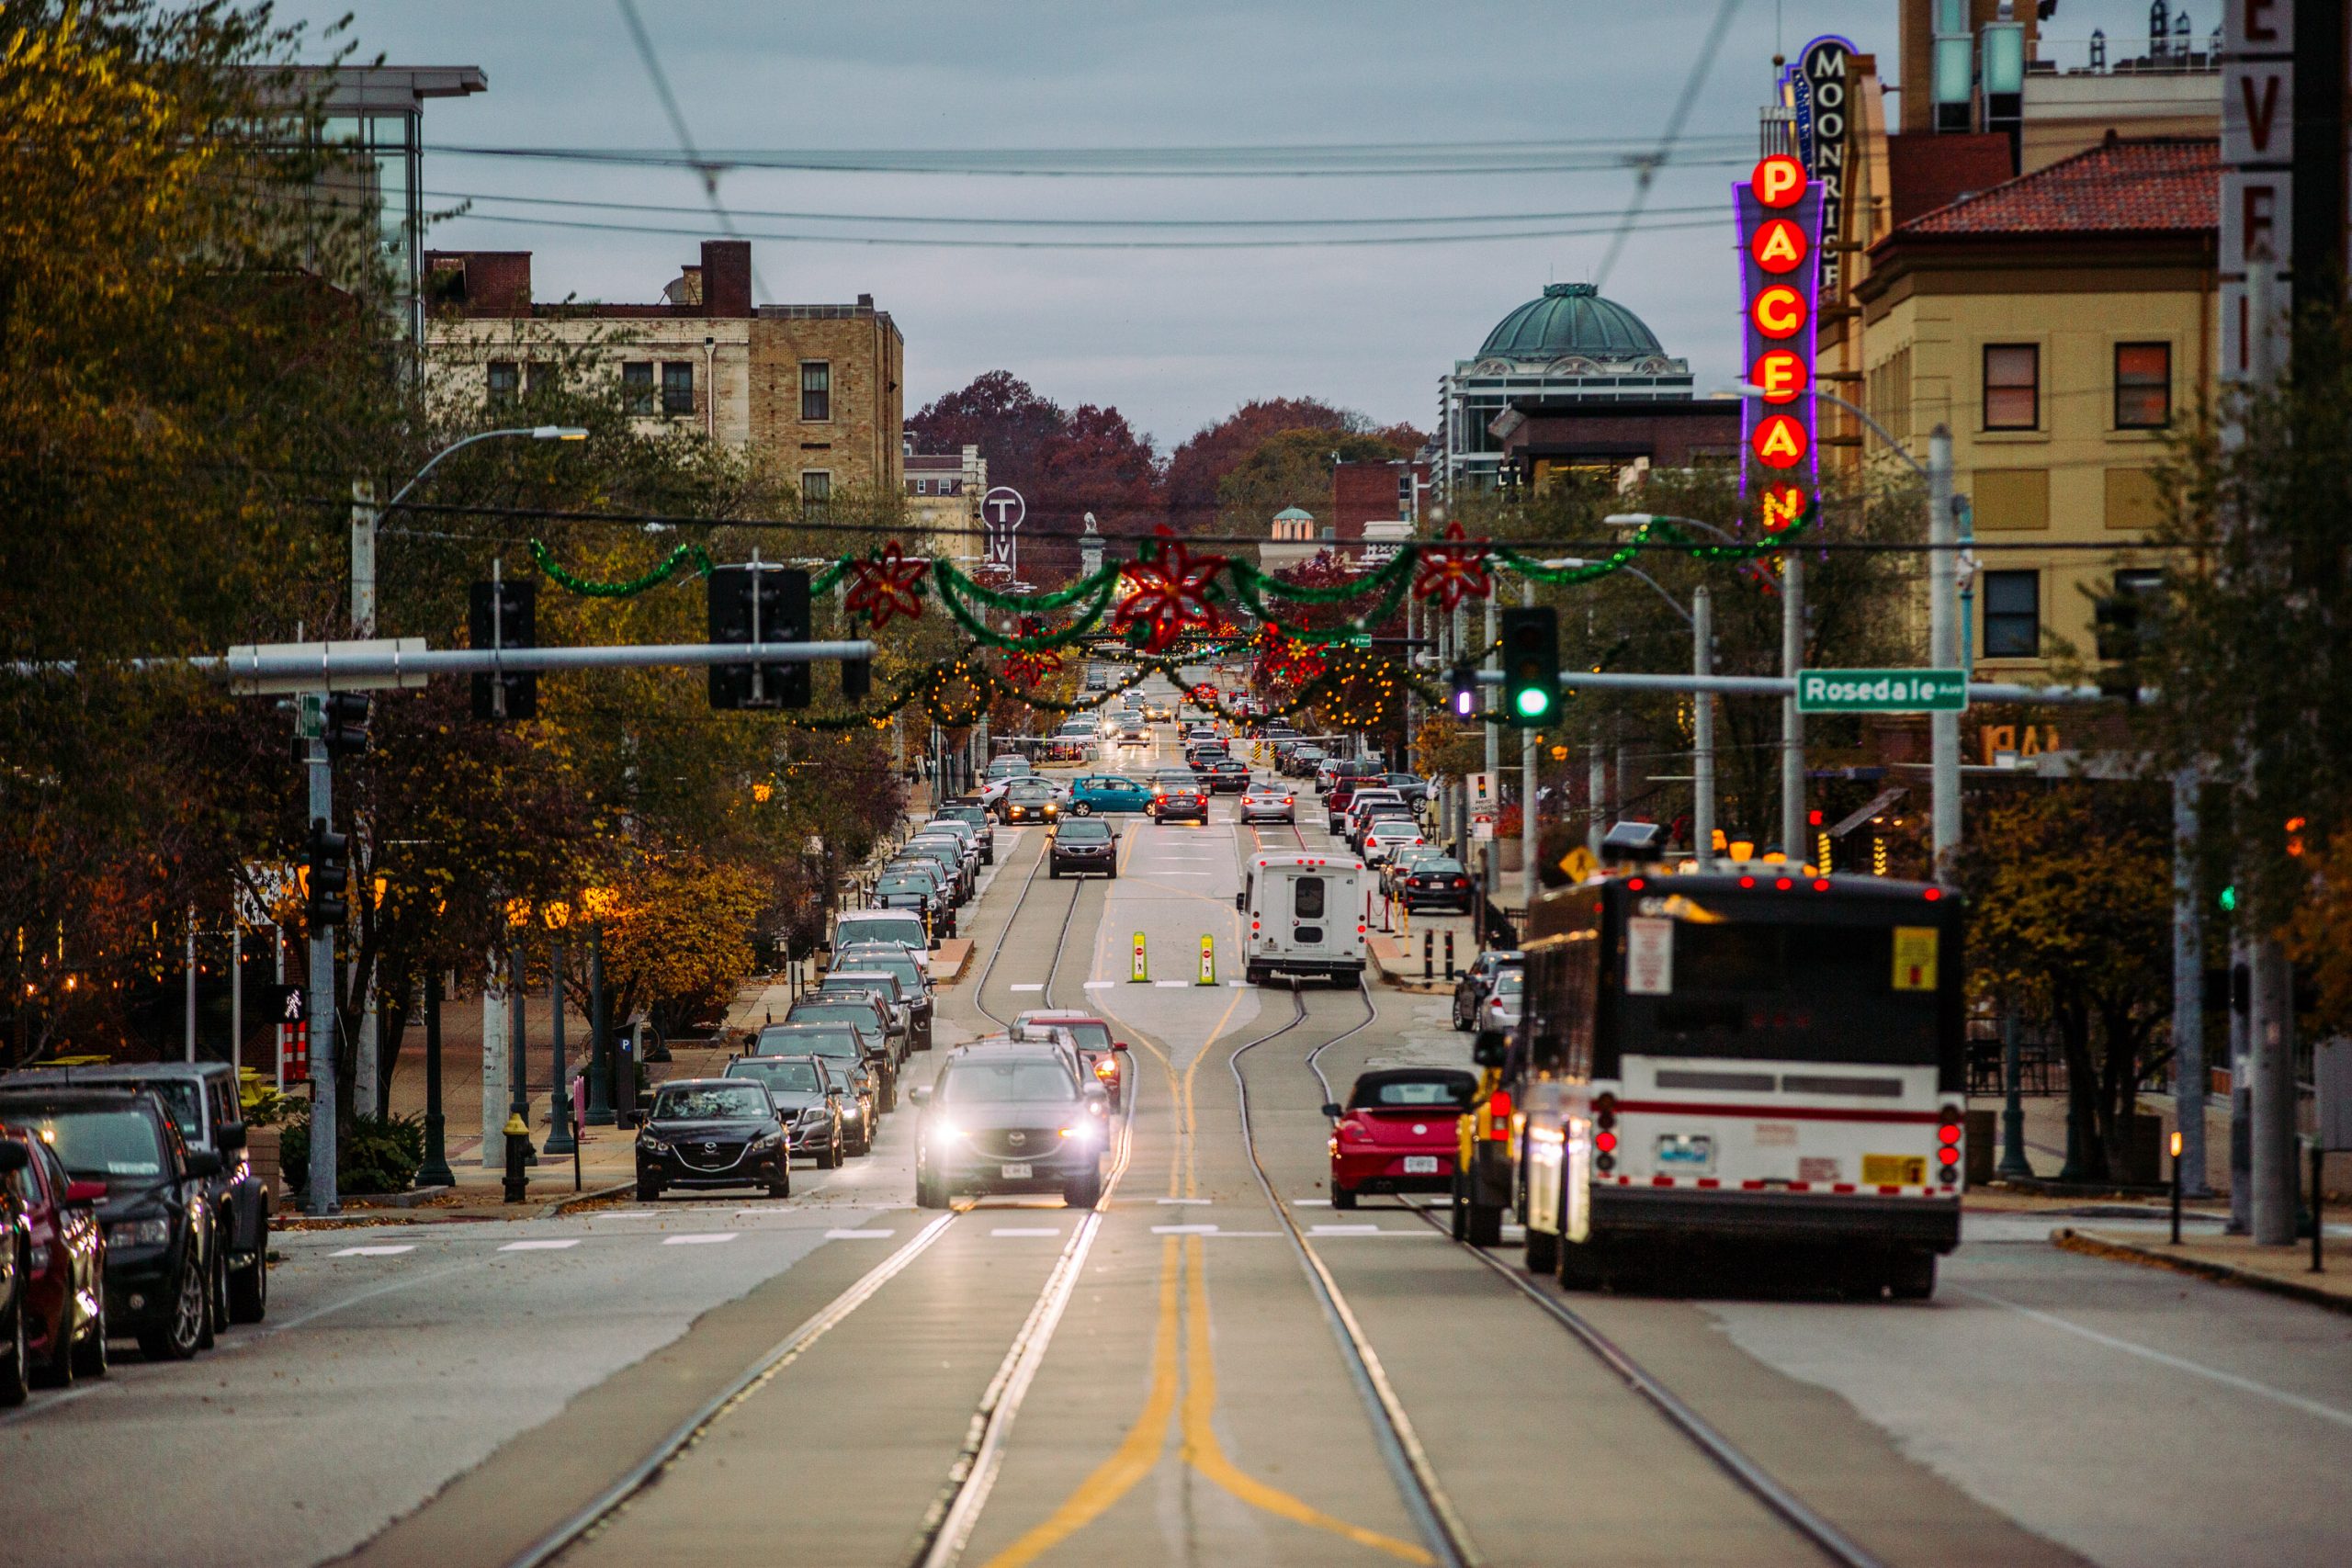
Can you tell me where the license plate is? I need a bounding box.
[1402,1156,1441,1174]
[1861,1154,1926,1186]
[1000,1162,1033,1179]
[1655,1134,1713,1168]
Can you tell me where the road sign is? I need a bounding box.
[1556,846,1597,883]
[226,637,430,695]
[1465,773,1496,809]
[1795,668,1968,714]
[982,487,1026,573]
[274,984,306,1023]
[1344,633,1372,649]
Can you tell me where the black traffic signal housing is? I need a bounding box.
[1498,606,1558,728]
[1446,660,1479,719]
[2091,572,2164,704]
[469,578,538,720]
[304,817,350,929]
[322,693,372,758]
[842,653,872,702]
[707,564,810,710]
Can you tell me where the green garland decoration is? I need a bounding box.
[935,570,1121,651]
[935,558,1122,614]
[1227,548,1417,606]
[529,539,712,597]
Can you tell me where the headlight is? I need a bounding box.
[797,1107,831,1124]
[931,1122,965,1147]
[640,1134,672,1155]
[107,1217,171,1247]
[749,1131,784,1152]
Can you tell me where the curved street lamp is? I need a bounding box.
[355,425,588,636]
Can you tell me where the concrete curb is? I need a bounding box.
[2052,1226,2352,1317]
[542,1179,637,1219]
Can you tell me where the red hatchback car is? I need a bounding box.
[2,1122,109,1394]
[1323,1068,1478,1210]
[1013,1010,1131,1108]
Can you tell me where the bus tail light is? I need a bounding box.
[1486,1089,1512,1139]
[1937,1120,1962,1184]
[1594,1131,1618,1154]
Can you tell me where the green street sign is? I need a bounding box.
[1795,669,1969,714]
[1345,632,1372,649]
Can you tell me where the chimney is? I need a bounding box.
[702,240,753,317]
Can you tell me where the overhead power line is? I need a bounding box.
[613,0,773,299]
[1595,0,1743,290]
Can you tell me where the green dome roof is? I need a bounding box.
[1272,506,1316,521]
[1479,282,1663,360]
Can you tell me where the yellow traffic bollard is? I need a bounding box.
[1198,935,1216,985]
[1131,931,1148,983]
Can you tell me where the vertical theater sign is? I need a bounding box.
[1734,152,1825,533]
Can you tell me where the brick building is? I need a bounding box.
[1492,399,1742,491]
[424,240,903,503]
[903,442,987,552]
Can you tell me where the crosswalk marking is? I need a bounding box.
[825,1228,896,1239]
[1155,1197,1211,1205]
[498,1238,580,1252]
[1083,980,1115,989]
[331,1244,414,1258]
[1153,980,1189,988]
[1151,1224,1219,1234]
[1291,1199,1332,1207]
[1009,983,1045,992]
[662,1232,738,1247]
[1309,1224,1383,1235]
[991,1226,1061,1236]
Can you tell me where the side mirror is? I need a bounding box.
[63,1178,108,1206]
[1112,1040,1130,1053]
[185,1149,224,1179]
[1473,1030,1509,1068]
[907,1084,931,1107]
[216,1120,248,1151]
[1234,892,1247,911]
[932,935,943,950]
[1320,1101,1344,1120]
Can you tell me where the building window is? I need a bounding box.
[800,470,832,514]
[1984,344,2039,430]
[662,361,695,417]
[801,360,831,423]
[525,362,550,397]
[2115,342,2171,429]
[487,360,519,402]
[621,362,654,414]
[1982,570,2040,659]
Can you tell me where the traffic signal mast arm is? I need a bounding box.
[1459,666,2126,705]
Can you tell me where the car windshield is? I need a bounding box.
[790,1003,876,1030]
[652,1085,770,1121]
[85,1077,200,1136]
[1155,773,1196,788]
[837,916,925,950]
[17,1108,164,1178]
[1058,821,1112,841]
[726,1059,822,1094]
[1009,781,1056,798]
[838,953,921,987]
[941,1059,1078,1103]
[759,1027,861,1062]
[1356,1077,1471,1108]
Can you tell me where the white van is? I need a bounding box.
[831,908,935,976]
[1235,852,1365,987]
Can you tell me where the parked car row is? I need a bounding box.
[1,1058,273,1393]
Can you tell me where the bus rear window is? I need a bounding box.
[1617,919,1940,1066]
[1294,876,1325,919]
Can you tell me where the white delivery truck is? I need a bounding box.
[1236,852,1365,987]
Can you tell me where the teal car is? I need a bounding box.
[1067,774,1154,816]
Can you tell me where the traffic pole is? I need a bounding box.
[1928,424,1961,879]
[2172,768,2210,1195]
[545,933,575,1156]
[305,737,338,1215]
[1692,585,1715,873]
[1780,545,1805,862]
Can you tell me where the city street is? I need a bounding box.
[5,720,2346,1568]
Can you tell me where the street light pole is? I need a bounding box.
[1928,425,1960,877]
[360,425,587,637]
[1692,585,1714,873]
[545,931,575,1156]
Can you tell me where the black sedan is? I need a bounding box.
[754,1023,878,1154]
[722,1055,846,1168]
[1148,770,1208,822]
[1397,856,1476,912]
[0,1088,219,1362]
[1049,818,1119,878]
[1200,758,1252,794]
[634,1079,791,1201]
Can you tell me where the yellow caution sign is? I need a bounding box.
[1892,926,1939,991]
[1198,935,1216,985]
[1556,846,1598,884]
[1131,931,1149,983]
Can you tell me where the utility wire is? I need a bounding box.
[614,0,773,299]
[1594,0,1742,291]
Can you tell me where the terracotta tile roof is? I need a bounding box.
[1894,135,2217,239]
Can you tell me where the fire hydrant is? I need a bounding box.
[502,1111,532,1203]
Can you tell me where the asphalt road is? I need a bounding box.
[6,699,2350,1568]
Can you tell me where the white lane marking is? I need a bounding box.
[991,1226,1062,1237]
[1950,1285,2352,1430]
[498,1238,580,1252]
[1292,1199,1332,1206]
[1308,1224,1384,1235]
[1153,980,1190,988]
[1008,983,1045,992]
[1155,1197,1211,1205]
[1150,1224,1220,1234]
[1148,872,1214,877]
[331,1244,415,1258]
[1083,980,1115,989]
[826,1228,896,1239]
[662,1232,739,1247]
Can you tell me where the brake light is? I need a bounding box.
[1923,887,1943,902]
[1626,876,1645,890]
[1738,875,1756,888]
[1595,1130,1618,1154]
[1453,877,1468,888]
[1487,1089,1513,1138]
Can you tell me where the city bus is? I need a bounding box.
[1511,869,1966,1299]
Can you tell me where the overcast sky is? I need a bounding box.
[279,0,2173,451]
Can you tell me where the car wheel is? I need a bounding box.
[635,1177,663,1201]
[138,1248,207,1361]
[197,1243,219,1349]
[229,1241,268,1325]
[1064,1168,1102,1210]
[878,1076,898,1115]
[1049,866,1061,879]
[767,1167,792,1200]
[1073,801,1093,816]
[1108,867,1118,880]
[1465,1201,1503,1247]
[1888,1250,1938,1301]
[1524,1225,1560,1275]
[1449,1174,1470,1241]
[0,1281,27,1407]
[70,1288,107,1381]
[1331,1185,1358,1211]
[915,1169,946,1209]
[816,1136,839,1170]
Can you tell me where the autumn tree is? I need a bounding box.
[1215,427,1419,534]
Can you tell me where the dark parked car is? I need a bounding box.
[911,1044,1110,1209]
[755,1023,878,1153]
[0,1088,220,1361]
[1049,818,1119,878]
[723,1055,846,1168]
[1148,769,1208,823]
[1,1124,107,1394]
[634,1078,791,1201]
[1452,950,1523,1032]
[933,805,995,863]
[5,1061,268,1324]
[1201,758,1251,794]
[786,996,898,1109]
[832,943,935,1051]
[1397,856,1476,913]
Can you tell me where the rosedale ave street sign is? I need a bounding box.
[1795,668,1968,714]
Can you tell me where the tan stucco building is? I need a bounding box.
[424,240,903,504]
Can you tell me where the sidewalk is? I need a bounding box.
[2055,1225,2352,1315]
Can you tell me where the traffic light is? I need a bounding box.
[322,693,372,759]
[469,578,537,720]
[2091,572,2164,704]
[304,817,349,929]
[1446,660,1479,718]
[841,654,871,702]
[707,563,810,710]
[1498,606,1557,728]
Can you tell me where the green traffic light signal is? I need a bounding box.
[1498,605,1559,729]
[2218,884,2237,913]
[1515,686,1551,719]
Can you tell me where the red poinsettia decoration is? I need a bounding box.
[1114,527,1227,654]
[1412,521,1493,610]
[845,541,930,631]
